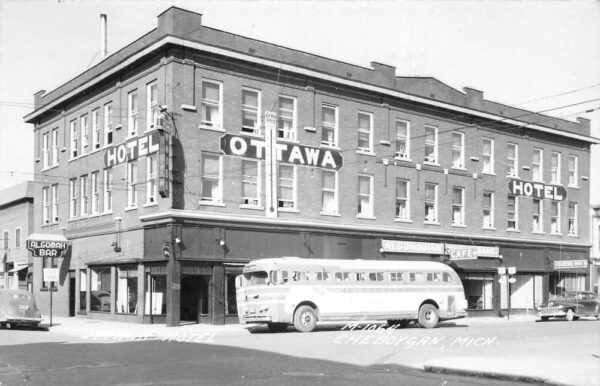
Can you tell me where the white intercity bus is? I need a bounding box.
[236,257,468,332]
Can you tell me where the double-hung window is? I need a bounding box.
[14,228,21,248]
[201,81,222,130]
[550,201,561,234]
[92,109,101,150]
[146,154,158,205]
[42,132,50,169]
[506,143,518,177]
[395,120,410,159]
[51,184,59,223]
[42,187,50,224]
[532,148,543,181]
[91,171,100,215]
[452,187,465,225]
[104,103,114,146]
[241,160,260,206]
[277,96,296,140]
[451,132,465,169]
[80,115,89,154]
[126,161,138,208]
[278,164,296,209]
[482,191,494,228]
[482,138,494,174]
[424,126,438,164]
[532,199,543,233]
[357,174,373,217]
[357,112,373,153]
[395,179,410,221]
[424,183,438,223]
[507,195,518,230]
[568,202,578,236]
[2,231,8,250]
[51,129,59,166]
[70,119,78,158]
[127,90,139,137]
[551,152,561,184]
[321,170,338,214]
[241,89,261,135]
[103,168,113,213]
[321,105,338,147]
[69,178,78,219]
[568,155,578,187]
[200,154,222,204]
[80,175,89,216]
[147,81,158,131]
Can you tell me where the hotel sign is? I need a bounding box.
[508,179,566,201]
[104,131,161,168]
[219,134,343,170]
[381,240,444,255]
[446,244,500,260]
[554,260,588,269]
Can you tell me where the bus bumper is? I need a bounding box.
[239,303,287,324]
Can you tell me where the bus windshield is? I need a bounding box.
[244,271,269,285]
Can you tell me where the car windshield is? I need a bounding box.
[243,271,269,286]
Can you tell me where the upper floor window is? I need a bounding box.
[424,126,438,164]
[200,81,222,130]
[532,199,543,233]
[424,183,438,223]
[91,171,100,215]
[452,187,465,225]
[42,132,50,169]
[278,164,296,209]
[70,119,78,158]
[551,152,561,184]
[42,186,50,225]
[482,191,494,229]
[200,154,222,204]
[51,129,59,166]
[14,228,21,248]
[241,89,261,135]
[568,155,578,187]
[51,184,58,223]
[104,103,114,146]
[80,114,89,154]
[103,168,113,213]
[321,104,338,147]
[482,138,494,174]
[357,112,373,153]
[127,90,139,137]
[147,81,158,131]
[2,231,8,250]
[568,202,578,236]
[395,120,410,160]
[69,178,78,219]
[506,143,518,177]
[507,195,518,230]
[357,174,373,217]
[550,201,561,234]
[451,132,465,169]
[241,160,261,206]
[532,148,543,181]
[126,161,138,208]
[146,154,158,205]
[92,108,101,150]
[80,175,89,216]
[321,170,338,215]
[277,96,297,141]
[395,179,410,221]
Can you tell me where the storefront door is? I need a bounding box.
[180,263,213,324]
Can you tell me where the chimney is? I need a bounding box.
[463,87,484,109]
[370,61,396,85]
[100,14,108,59]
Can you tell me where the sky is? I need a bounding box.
[1,0,599,203]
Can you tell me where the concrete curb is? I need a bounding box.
[423,364,567,385]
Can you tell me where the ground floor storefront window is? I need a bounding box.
[90,267,112,312]
[116,266,138,314]
[225,267,242,316]
[549,272,586,295]
[145,266,166,315]
[79,269,87,311]
[500,274,543,309]
[462,273,494,310]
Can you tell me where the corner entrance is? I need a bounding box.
[180,273,211,323]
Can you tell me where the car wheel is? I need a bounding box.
[565,309,575,322]
[267,323,288,333]
[540,316,549,321]
[293,305,317,333]
[418,304,439,329]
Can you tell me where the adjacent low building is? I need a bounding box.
[24,7,600,325]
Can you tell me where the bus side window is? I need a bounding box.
[324,272,332,281]
[434,273,441,282]
[443,272,452,282]
[376,272,384,281]
[292,271,299,281]
[343,272,350,281]
[390,272,397,281]
[357,272,366,281]
[409,273,416,282]
[316,272,323,281]
[282,271,289,283]
[335,272,343,281]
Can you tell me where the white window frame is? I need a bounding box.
[91,171,100,215]
[51,184,59,223]
[532,148,543,181]
[92,108,101,150]
[532,198,543,233]
[103,168,113,213]
[277,95,297,141]
[357,112,373,154]
[424,183,438,223]
[241,88,261,135]
[51,128,59,166]
[200,153,223,205]
[507,195,519,231]
[147,81,158,131]
[568,202,578,236]
[550,201,561,235]
[80,114,89,154]
[321,104,338,147]
[126,161,138,208]
[395,179,410,221]
[506,143,518,178]
[451,186,465,226]
[69,178,78,219]
[14,227,21,248]
[42,132,50,169]
[2,230,8,250]
[482,138,494,174]
[424,125,438,164]
[104,102,114,146]
[551,152,561,185]
[395,119,410,160]
[568,155,578,187]
[145,154,158,205]
[70,119,78,159]
[200,80,223,131]
[482,191,494,229]
[451,132,465,169]
[42,186,50,225]
[127,90,139,137]
[357,174,374,217]
[321,170,338,215]
[277,164,297,211]
[240,159,261,207]
[80,175,89,217]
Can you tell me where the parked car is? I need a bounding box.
[0,289,43,329]
[537,291,600,321]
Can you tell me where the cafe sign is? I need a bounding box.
[220,134,343,170]
[446,244,500,261]
[508,179,566,201]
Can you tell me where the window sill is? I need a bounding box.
[198,124,225,132]
[181,104,197,111]
[550,181,562,186]
[320,211,341,217]
[507,174,520,179]
[482,226,496,230]
[277,137,299,144]
[144,201,158,208]
[532,231,545,235]
[356,150,376,157]
[568,185,579,189]
[356,215,376,220]
[320,144,341,151]
[124,206,138,212]
[239,204,264,210]
[199,201,226,207]
[482,171,496,176]
[451,223,467,228]
[451,166,467,171]
[507,229,521,233]
[240,130,263,138]
[424,221,441,226]
[394,218,412,223]
[567,233,579,238]
[394,156,412,163]
[424,161,440,167]
[550,232,563,236]
[278,208,299,213]
[89,213,101,219]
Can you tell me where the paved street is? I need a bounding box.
[0,316,598,386]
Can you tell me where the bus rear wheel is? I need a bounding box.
[418,304,439,329]
[294,305,317,332]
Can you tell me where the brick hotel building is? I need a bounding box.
[24,7,600,325]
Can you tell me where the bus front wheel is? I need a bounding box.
[418,304,439,329]
[294,305,317,332]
